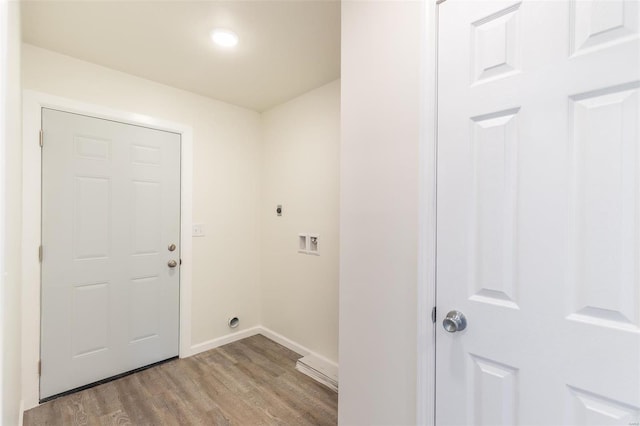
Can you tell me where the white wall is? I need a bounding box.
[21,42,342,415]
[2,1,23,424]
[340,1,425,424]
[261,80,340,364]
[21,44,263,349]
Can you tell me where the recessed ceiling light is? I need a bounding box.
[211,29,239,48]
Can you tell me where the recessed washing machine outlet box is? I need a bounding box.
[308,234,320,255]
[298,234,308,253]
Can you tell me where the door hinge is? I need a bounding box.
[431,306,437,323]
[38,245,43,262]
[38,360,41,376]
[39,129,43,147]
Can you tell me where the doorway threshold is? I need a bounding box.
[39,356,178,404]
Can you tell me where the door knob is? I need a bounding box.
[168,260,178,268]
[168,243,176,252]
[443,310,467,333]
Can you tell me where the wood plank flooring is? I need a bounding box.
[23,335,338,426]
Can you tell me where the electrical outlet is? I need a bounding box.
[192,224,205,237]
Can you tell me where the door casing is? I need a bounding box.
[417,0,439,425]
[21,90,194,410]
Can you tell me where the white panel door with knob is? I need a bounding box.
[436,0,639,424]
[41,108,181,399]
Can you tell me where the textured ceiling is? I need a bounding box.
[22,1,341,111]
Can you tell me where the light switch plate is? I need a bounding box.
[192,224,205,237]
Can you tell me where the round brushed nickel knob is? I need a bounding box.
[168,260,178,268]
[443,310,467,333]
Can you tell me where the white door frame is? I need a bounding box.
[0,0,7,419]
[21,90,194,409]
[417,0,438,424]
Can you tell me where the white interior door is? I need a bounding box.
[436,0,639,424]
[41,108,181,399]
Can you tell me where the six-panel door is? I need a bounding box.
[41,109,181,399]
[436,0,639,424]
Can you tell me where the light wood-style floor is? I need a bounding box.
[23,335,338,425]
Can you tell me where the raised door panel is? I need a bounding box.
[567,387,640,425]
[568,82,639,331]
[469,355,519,426]
[72,282,110,358]
[131,181,162,256]
[471,3,522,84]
[469,108,520,309]
[571,0,639,55]
[73,177,111,260]
[129,276,160,344]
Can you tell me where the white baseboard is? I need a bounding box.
[187,325,339,371]
[19,398,24,426]
[257,326,309,357]
[187,326,262,357]
[257,326,339,371]
[166,325,341,392]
